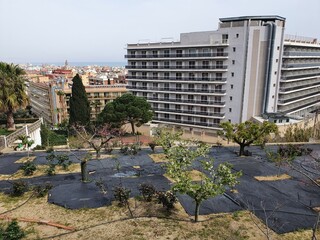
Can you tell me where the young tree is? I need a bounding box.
[18,135,34,157]
[219,121,278,156]
[161,137,241,222]
[98,93,153,134]
[69,74,90,126]
[154,128,182,154]
[0,62,28,130]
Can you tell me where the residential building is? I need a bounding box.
[125,15,286,134]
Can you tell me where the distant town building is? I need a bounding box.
[125,15,320,135]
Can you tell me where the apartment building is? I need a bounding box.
[28,76,128,125]
[277,35,320,117]
[126,15,286,133]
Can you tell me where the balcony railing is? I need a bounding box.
[127,76,227,82]
[282,63,320,69]
[278,91,320,104]
[153,107,224,117]
[125,52,228,58]
[153,117,221,128]
[126,65,228,70]
[283,51,320,57]
[281,72,320,80]
[147,97,225,105]
[127,86,226,94]
[279,83,320,92]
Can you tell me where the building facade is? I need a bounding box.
[126,15,287,133]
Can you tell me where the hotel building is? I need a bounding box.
[125,16,320,134]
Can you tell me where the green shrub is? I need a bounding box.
[113,186,131,207]
[20,161,36,176]
[138,183,156,202]
[156,191,177,211]
[11,181,28,197]
[2,220,25,240]
[33,183,53,197]
[45,164,56,176]
[33,145,45,150]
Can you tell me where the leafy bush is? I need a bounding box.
[56,154,71,170]
[156,190,177,211]
[138,183,156,202]
[45,152,71,171]
[32,183,53,197]
[278,144,312,159]
[46,147,54,153]
[11,181,28,196]
[45,164,56,176]
[1,220,25,240]
[113,186,131,206]
[20,161,36,176]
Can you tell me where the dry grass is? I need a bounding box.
[15,156,37,163]
[149,153,168,163]
[0,191,317,240]
[164,170,206,183]
[254,174,291,181]
[0,163,81,180]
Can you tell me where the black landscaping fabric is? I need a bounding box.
[0,145,319,234]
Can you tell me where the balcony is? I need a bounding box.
[127,75,227,82]
[279,83,320,93]
[282,51,320,58]
[153,107,224,117]
[282,62,320,69]
[125,52,228,58]
[281,72,320,80]
[278,91,320,104]
[153,117,221,129]
[126,65,228,70]
[127,86,226,94]
[147,97,225,105]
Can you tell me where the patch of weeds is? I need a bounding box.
[138,183,156,202]
[20,161,37,176]
[11,181,28,197]
[0,220,26,240]
[32,183,53,197]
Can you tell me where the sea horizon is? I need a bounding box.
[20,61,126,67]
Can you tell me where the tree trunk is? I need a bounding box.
[130,121,135,135]
[239,144,245,156]
[95,149,101,159]
[194,201,200,222]
[6,111,15,130]
[81,160,88,182]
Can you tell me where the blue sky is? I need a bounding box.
[0,0,319,63]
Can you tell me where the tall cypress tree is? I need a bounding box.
[69,74,90,126]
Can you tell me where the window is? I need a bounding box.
[229,108,232,112]
[276,59,279,63]
[232,60,235,65]
[130,62,136,67]
[202,73,209,80]
[164,113,169,119]
[142,72,147,79]
[217,48,224,57]
[176,72,182,80]
[214,119,220,124]
[176,49,183,57]
[189,61,195,69]
[233,47,236,52]
[176,83,181,90]
[164,93,169,100]
[201,95,207,102]
[189,73,195,80]
[176,61,182,69]
[188,95,194,101]
[274,71,277,75]
[152,50,158,57]
[164,83,169,90]
[175,105,181,111]
[230,96,233,101]
[132,82,137,87]
[214,107,220,113]
[164,103,169,109]
[141,51,146,58]
[153,103,158,108]
[200,106,207,113]
[201,84,208,91]
[231,72,234,77]
[273,84,276,87]
[203,61,209,69]
[152,72,158,79]
[188,84,194,91]
[277,46,280,50]
[175,115,181,120]
[164,72,169,80]
[176,94,181,100]
[131,51,136,57]
[164,61,170,69]
[202,48,210,57]
[142,82,147,89]
[153,62,158,69]
[188,116,192,121]
[231,84,234,89]
[142,92,147,97]
[228,119,231,123]
[236,33,239,38]
[216,61,223,69]
[272,95,274,98]
[164,50,170,57]
[200,118,206,123]
[188,49,196,57]
[215,96,221,103]
[286,119,289,123]
[222,34,228,43]
[142,62,147,69]
[216,73,222,80]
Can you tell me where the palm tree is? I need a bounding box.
[0,62,28,130]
